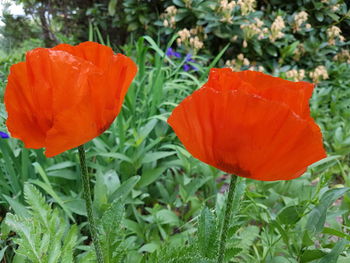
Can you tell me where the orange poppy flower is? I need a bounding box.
[5,41,137,157]
[168,69,326,181]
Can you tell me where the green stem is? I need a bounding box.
[217,175,237,263]
[78,145,104,263]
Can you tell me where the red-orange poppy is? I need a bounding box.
[5,41,137,157]
[168,69,326,181]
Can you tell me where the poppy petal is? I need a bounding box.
[45,102,97,157]
[5,42,137,157]
[53,42,137,133]
[168,86,326,181]
[52,41,114,71]
[206,69,314,118]
[22,48,98,156]
[5,62,47,148]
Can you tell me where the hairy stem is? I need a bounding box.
[217,175,237,263]
[78,145,104,263]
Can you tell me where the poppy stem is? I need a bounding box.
[78,145,104,263]
[217,175,237,263]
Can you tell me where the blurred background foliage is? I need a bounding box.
[0,0,350,262]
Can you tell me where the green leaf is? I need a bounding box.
[138,243,159,253]
[3,194,30,218]
[277,205,305,225]
[322,227,350,241]
[197,207,218,259]
[96,152,132,163]
[127,22,139,32]
[101,199,124,234]
[142,151,176,163]
[281,41,299,59]
[173,0,185,7]
[108,0,117,16]
[0,246,8,261]
[109,176,140,202]
[24,183,50,229]
[301,250,327,263]
[270,256,293,263]
[266,45,278,57]
[5,213,42,261]
[302,231,314,247]
[238,225,260,253]
[204,43,230,78]
[315,12,324,22]
[306,188,350,233]
[327,12,340,21]
[138,119,158,143]
[319,239,348,263]
[231,177,246,217]
[143,36,175,66]
[61,225,78,263]
[46,161,76,171]
[156,209,179,225]
[30,179,74,221]
[138,166,167,188]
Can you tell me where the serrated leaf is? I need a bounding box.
[61,225,78,263]
[102,199,124,234]
[197,207,218,259]
[24,183,50,229]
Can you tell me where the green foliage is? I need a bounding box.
[4,184,80,263]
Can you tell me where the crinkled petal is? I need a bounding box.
[45,102,98,157]
[53,42,137,132]
[52,41,114,71]
[5,42,137,157]
[5,62,46,148]
[206,69,314,118]
[168,87,326,181]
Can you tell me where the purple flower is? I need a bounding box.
[0,131,9,139]
[183,53,198,71]
[183,64,191,72]
[185,53,195,62]
[166,48,181,58]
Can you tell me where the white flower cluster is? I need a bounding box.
[333,49,350,63]
[293,11,310,32]
[248,65,264,72]
[241,18,268,40]
[189,36,204,50]
[219,0,236,23]
[321,0,340,11]
[162,5,177,28]
[285,69,305,81]
[269,16,285,42]
[237,0,256,15]
[225,53,250,70]
[327,26,345,45]
[177,27,204,51]
[309,66,329,83]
